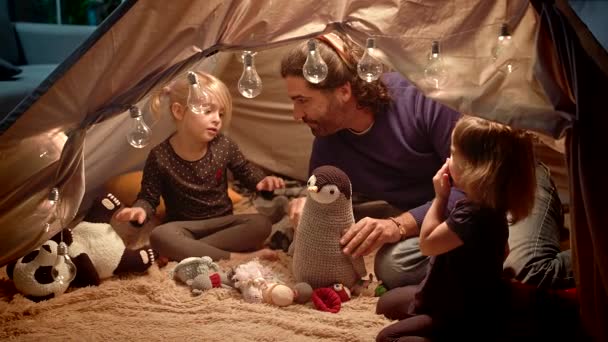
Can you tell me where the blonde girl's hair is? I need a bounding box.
[149,70,233,128]
[452,115,536,223]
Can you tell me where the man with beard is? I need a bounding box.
[279,32,574,292]
[280,32,460,288]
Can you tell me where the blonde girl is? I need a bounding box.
[117,71,284,262]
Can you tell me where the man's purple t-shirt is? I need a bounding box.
[310,72,460,225]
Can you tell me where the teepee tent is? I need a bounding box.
[0,0,606,339]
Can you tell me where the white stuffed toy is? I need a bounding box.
[60,220,157,288]
[231,259,313,306]
[232,259,270,303]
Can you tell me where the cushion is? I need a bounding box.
[0,0,20,64]
[0,57,21,80]
[0,64,56,119]
[104,171,244,221]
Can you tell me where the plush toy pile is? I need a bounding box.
[198,258,313,307]
[7,167,373,315]
[7,193,158,301]
[166,257,314,307]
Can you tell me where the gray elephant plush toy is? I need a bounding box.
[170,256,233,295]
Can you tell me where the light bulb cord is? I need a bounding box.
[58,196,64,243]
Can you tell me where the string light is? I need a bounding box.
[186,71,212,114]
[53,241,77,286]
[423,41,447,89]
[235,13,527,92]
[357,38,383,82]
[238,51,263,98]
[126,105,151,149]
[48,188,77,287]
[303,39,328,84]
[492,23,516,73]
[48,187,59,206]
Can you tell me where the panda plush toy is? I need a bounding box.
[7,193,158,301]
[6,240,72,301]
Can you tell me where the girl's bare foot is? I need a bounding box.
[231,248,278,261]
[255,248,279,260]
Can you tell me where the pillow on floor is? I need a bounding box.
[0,57,21,80]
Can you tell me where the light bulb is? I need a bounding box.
[238,52,263,98]
[48,187,60,206]
[357,38,383,82]
[187,71,212,114]
[423,41,448,89]
[127,106,152,149]
[52,241,77,285]
[492,23,516,73]
[239,50,257,63]
[303,39,328,84]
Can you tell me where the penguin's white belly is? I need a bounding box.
[292,225,358,289]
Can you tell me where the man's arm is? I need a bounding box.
[340,212,417,258]
[340,217,402,257]
[387,211,419,240]
[340,189,465,257]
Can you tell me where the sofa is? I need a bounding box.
[0,1,96,118]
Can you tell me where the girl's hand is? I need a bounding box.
[115,207,147,224]
[256,176,286,191]
[433,159,451,201]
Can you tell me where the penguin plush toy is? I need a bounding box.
[292,165,367,289]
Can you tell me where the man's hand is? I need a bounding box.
[256,176,286,191]
[340,217,402,257]
[287,197,306,231]
[115,207,147,225]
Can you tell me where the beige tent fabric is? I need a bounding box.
[0,0,571,267]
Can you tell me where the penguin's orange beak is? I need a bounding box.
[307,186,318,193]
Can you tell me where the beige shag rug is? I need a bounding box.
[0,255,389,341]
[0,202,392,341]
